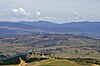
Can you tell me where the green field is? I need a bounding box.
[1,54,100,66]
[2,59,80,66]
[27,58,80,66]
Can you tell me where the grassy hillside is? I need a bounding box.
[2,58,100,66]
[0,54,79,66]
[1,54,100,66]
[2,59,80,66]
[27,58,80,66]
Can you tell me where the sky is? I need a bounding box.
[0,0,100,23]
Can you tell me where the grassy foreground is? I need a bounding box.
[1,54,100,66]
[2,59,100,66]
[27,58,80,66]
[3,58,80,66]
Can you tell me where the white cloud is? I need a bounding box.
[37,15,57,22]
[12,9,19,13]
[45,15,56,20]
[36,12,42,16]
[74,12,81,18]
[12,8,30,17]
[18,8,27,15]
[18,8,25,12]
[11,8,58,22]
[35,12,42,17]
[65,12,86,22]
[73,12,84,20]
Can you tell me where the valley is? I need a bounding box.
[0,21,100,66]
[0,33,100,66]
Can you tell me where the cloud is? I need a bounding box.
[11,8,30,18]
[74,12,81,18]
[11,8,57,21]
[18,8,27,15]
[35,12,42,17]
[67,11,98,22]
[37,15,57,22]
[74,12,84,20]
[65,12,86,22]
[45,15,56,20]
[12,9,19,13]
[36,12,42,16]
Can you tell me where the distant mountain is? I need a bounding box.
[22,21,100,33]
[62,21,100,32]
[0,21,100,38]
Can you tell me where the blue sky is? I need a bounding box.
[0,0,100,23]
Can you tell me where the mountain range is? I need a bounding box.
[0,21,100,38]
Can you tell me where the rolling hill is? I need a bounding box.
[0,33,100,59]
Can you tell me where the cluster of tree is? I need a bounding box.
[55,57,100,65]
[0,54,48,65]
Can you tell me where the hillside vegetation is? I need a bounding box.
[0,33,100,66]
[2,54,100,66]
[0,33,100,58]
